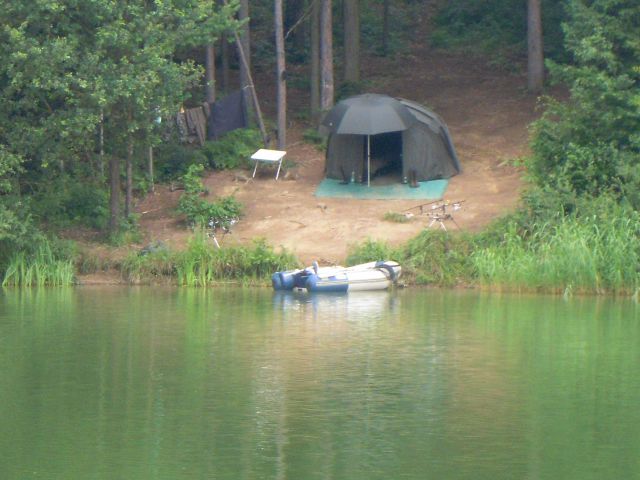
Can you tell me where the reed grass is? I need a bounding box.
[346,231,474,286]
[472,212,640,294]
[119,232,298,286]
[2,242,75,286]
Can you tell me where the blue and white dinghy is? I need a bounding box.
[272,261,401,293]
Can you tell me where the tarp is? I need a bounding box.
[208,90,247,139]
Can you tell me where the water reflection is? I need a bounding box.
[272,290,400,322]
[0,288,639,479]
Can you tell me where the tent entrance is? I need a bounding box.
[366,131,403,184]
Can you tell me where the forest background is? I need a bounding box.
[0,0,638,294]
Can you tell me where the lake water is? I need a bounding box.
[1,287,639,479]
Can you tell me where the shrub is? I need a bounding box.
[346,239,399,266]
[153,143,208,181]
[201,128,262,170]
[401,230,475,286]
[30,176,109,229]
[176,164,243,227]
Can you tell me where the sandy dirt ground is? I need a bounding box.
[134,51,537,266]
[79,11,552,280]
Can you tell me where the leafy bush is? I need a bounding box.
[30,176,109,229]
[153,143,208,181]
[529,1,640,206]
[201,128,262,170]
[402,230,475,286]
[345,238,399,266]
[176,164,243,227]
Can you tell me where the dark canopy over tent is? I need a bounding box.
[323,95,461,184]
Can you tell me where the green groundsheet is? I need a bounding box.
[315,178,449,200]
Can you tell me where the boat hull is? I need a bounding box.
[305,261,401,293]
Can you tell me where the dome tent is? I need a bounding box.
[323,95,461,184]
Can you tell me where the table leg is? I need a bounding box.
[275,159,283,180]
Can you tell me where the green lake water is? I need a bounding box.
[1,287,639,479]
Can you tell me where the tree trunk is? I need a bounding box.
[109,154,120,233]
[527,0,544,93]
[205,44,216,104]
[285,0,307,61]
[320,0,334,111]
[275,0,287,150]
[125,137,133,219]
[231,26,269,146]
[239,0,252,118]
[343,0,360,83]
[310,0,320,121]
[148,146,154,193]
[99,110,105,178]
[382,0,389,56]
[221,33,230,92]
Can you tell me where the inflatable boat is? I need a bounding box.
[272,261,401,293]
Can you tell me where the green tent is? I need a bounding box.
[324,97,461,183]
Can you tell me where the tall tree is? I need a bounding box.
[530,0,640,200]
[320,0,334,111]
[205,44,216,103]
[239,0,252,119]
[275,0,287,149]
[285,0,307,61]
[0,0,239,234]
[310,0,321,120]
[343,0,360,83]
[527,0,544,93]
[382,0,390,56]
[221,33,230,92]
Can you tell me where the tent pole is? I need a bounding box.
[367,135,371,187]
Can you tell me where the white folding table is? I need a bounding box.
[251,149,286,180]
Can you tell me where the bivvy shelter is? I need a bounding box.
[322,94,461,186]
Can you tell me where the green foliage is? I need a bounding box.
[0,197,47,273]
[30,176,109,229]
[346,238,399,267]
[154,143,208,181]
[431,0,566,61]
[383,211,413,223]
[181,164,208,195]
[401,230,475,286]
[0,146,23,195]
[120,232,298,285]
[2,238,76,286]
[346,232,474,287]
[200,129,262,170]
[0,0,240,236]
[529,1,640,205]
[176,164,243,227]
[302,129,325,147]
[472,195,640,294]
[107,215,143,246]
[359,0,417,57]
[335,81,367,101]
